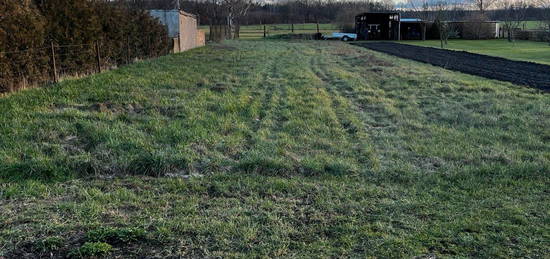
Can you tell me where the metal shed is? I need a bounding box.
[355,13,428,41]
[149,9,205,53]
[355,12,401,40]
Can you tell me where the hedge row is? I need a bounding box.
[0,0,170,93]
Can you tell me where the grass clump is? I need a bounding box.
[85,227,146,244]
[36,236,64,252]
[69,242,112,258]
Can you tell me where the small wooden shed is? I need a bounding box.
[149,9,205,53]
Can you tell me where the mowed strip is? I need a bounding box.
[1,41,549,257]
[353,42,550,91]
[0,41,376,181]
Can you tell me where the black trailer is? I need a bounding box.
[355,12,400,40]
[355,12,428,41]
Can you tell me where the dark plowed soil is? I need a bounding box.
[352,42,550,92]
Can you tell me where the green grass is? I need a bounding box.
[500,20,548,30]
[1,40,549,257]
[403,39,550,65]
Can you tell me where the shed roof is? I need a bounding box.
[401,18,422,22]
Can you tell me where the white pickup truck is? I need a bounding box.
[322,32,357,41]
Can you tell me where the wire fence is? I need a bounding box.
[242,23,340,39]
[0,36,171,94]
[201,23,342,40]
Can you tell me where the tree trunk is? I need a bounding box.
[437,22,445,48]
[225,24,232,40]
[444,25,448,45]
[234,24,240,39]
[210,24,225,43]
[440,31,444,48]
[209,24,214,42]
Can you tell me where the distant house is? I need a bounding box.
[355,12,500,40]
[149,10,205,53]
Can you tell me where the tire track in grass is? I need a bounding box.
[310,43,414,172]
[328,43,448,173]
[254,46,289,135]
[236,42,292,174]
[157,42,276,175]
[241,42,364,175]
[308,44,379,172]
[283,43,373,175]
[245,45,280,139]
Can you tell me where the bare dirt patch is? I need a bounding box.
[55,102,144,114]
[353,42,550,92]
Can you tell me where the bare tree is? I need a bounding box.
[433,0,460,48]
[407,0,435,21]
[380,0,396,10]
[471,0,496,13]
[204,0,252,41]
[500,0,528,42]
[296,0,314,23]
[434,6,448,47]
[408,0,460,48]
[225,0,253,38]
[204,0,228,42]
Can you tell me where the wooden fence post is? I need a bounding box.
[95,41,101,73]
[291,23,294,33]
[50,41,58,83]
[263,25,266,38]
[127,36,131,65]
[316,22,320,33]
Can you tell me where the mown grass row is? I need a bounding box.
[0,42,382,182]
[1,40,549,257]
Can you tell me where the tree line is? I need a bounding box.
[129,0,549,24]
[404,0,549,46]
[133,0,549,43]
[2,0,549,92]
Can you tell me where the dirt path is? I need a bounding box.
[352,42,550,92]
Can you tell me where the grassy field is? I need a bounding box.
[404,39,550,65]
[502,20,549,30]
[199,23,340,39]
[1,40,549,257]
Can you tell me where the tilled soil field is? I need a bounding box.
[353,42,550,91]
